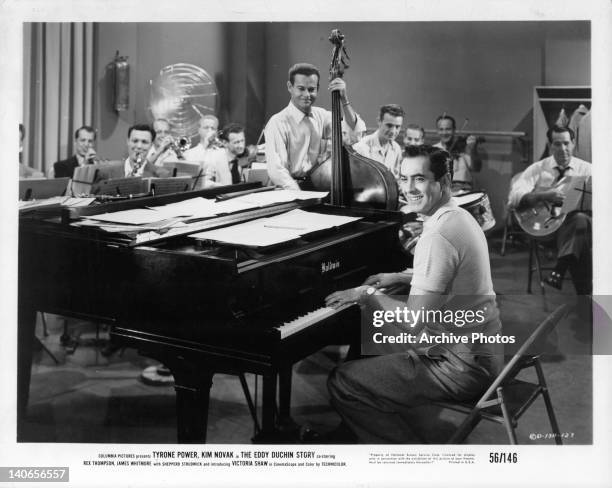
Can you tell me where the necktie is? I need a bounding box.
[304,115,320,165]
[229,158,240,184]
[555,165,569,182]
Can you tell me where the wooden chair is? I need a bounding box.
[436,304,568,444]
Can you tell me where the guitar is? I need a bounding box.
[514,175,591,237]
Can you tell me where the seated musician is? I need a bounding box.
[403,123,425,147]
[183,115,221,168]
[124,124,168,177]
[323,145,502,443]
[203,123,254,187]
[147,118,181,166]
[264,63,364,190]
[434,114,482,192]
[509,125,592,294]
[352,104,404,177]
[53,125,99,178]
[19,123,44,178]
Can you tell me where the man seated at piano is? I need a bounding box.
[124,124,169,178]
[264,62,364,190]
[323,145,502,443]
[352,104,404,177]
[403,123,425,148]
[147,118,182,167]
[183,114,222,168]
[19,123,44,178]
[53,125,99,178]
[508,125,592,294]
[203,123,256,187]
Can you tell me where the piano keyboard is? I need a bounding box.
[276,302,355,339]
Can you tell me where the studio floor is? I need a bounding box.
[18,234,593,445]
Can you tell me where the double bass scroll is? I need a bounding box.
[307,29,399,211]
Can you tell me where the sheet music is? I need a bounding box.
[191,208,361,247]
[262,208,362,233]
[74,219,187,234]
[148,197,217,219]
[86,208,173,225]
[230,189,329,207]
[191,220,303,247]
[559,175,592,214]
[62,197,96,207]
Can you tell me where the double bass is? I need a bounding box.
[308,30,399,210]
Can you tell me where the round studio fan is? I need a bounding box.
[148,63,218,139]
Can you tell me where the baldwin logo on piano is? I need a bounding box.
[321,260,341,274]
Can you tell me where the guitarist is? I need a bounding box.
[508,125,592,294]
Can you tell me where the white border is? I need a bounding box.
[1,1,611,487]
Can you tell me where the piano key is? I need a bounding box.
[276,302,355,339]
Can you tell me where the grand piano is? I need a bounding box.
[18,183,410,443]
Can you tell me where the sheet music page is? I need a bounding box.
[191,219,303,247]
[191,209,361,246]
[86,208,173,225]
[560,176,592,214]
[263,208,362,233]
[148,197,218,219]
[231,189,329,206]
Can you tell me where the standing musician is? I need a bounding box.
[434,114,482,192]
[203,123,256,187]
[53,125,99,178]
[352,104,404,177]
[509,125,592,294]
[264,63,364,190]
[323,144,502,443]
[404,123,425,147]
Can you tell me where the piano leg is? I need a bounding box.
[278,367,292,421]
[166,361,214,444]
[261,373,277,437]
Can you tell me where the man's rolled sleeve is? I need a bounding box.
[508,164,540,208]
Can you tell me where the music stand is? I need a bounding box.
[70,161,126,196]
[145,176,193,195]
[19,178,70,200]
[91,177,146,196]
[162,161,203,177]
[244,168,271,186]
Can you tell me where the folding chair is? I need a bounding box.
[436,304,568,444]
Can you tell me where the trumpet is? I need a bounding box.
[207,130,225,149]
[169,136,192,159]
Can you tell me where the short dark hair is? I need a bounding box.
[436,114,456,130]
[219,123,245,142]
[404,144,453,181]
[74,125,96,140]
[546,125,575,143]
[405,123,425,139]
[379,104,405,120]
[128,124,155,141]
[288,63,320,86]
